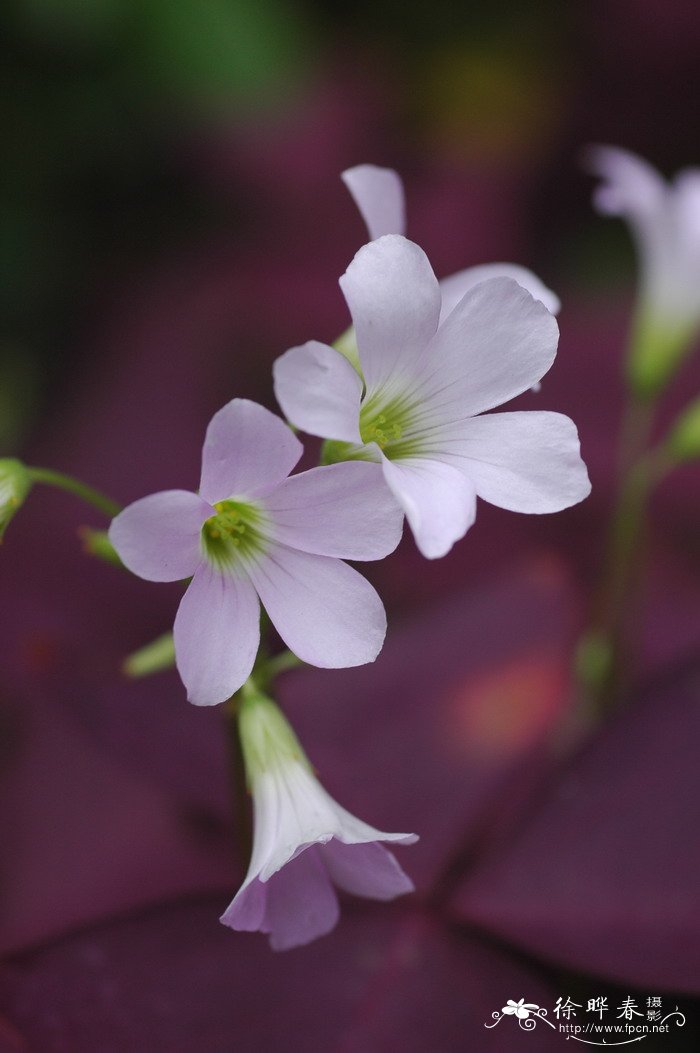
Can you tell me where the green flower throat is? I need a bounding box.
[359,393,422,459]
[201,499,267,569]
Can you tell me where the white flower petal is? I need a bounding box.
[273,341,363,442]
[247,546,386,668]
[341,164,407,239]
[416,277,559,420]
[381,456,476,559]
[108,490,212,582]
[439,263,560,322]
[340,235,441,394]
[173,562,260,705]
[437,411,591,513]
[199,398,302,504]
[264,461,403,560]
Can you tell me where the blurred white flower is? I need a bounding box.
[588,145,700,392]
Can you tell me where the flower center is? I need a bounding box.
[201,499,268,570]
[359,393,421,459]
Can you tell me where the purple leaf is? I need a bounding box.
[450,662,700,991]
[0,898,561,1053]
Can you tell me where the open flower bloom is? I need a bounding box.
[587,145,700,392]
[274,235,591,559]
[341,163,561,322]
[221,692,417,950]
[109,399,403,705]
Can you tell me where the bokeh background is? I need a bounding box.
[0,0,699,1049]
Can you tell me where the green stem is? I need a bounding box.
[27,466,121,519]
[580,443,668,716]
[224,695,253,867]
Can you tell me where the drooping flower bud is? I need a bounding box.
[221,690,417,950]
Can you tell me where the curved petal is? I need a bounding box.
[173,563,260,705]
[321,840,415,900]
[264,461,403,560]
[436,411,591,513]
[199,398,302,505]
[416,277,559,420]
[108,490,211,582]
[381,456,476,560]
[221,846,339,951]
[273,341,362,443]
[248,546,386,668]
[586,145,666,227]
[339,235,441,394]
[341,164,406,239]
[439,263,560,323]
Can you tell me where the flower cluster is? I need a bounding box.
[107,163,591,949]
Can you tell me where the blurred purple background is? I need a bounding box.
[0,0,699,1049]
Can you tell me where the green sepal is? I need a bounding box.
[0,458,32,541]
[332,325,362,375]
[628,312,696,398]
[237,689,311,788]
[79,527,123,566]
[665,397,700,463]
[123,632,176,678]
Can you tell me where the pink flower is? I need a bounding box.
[221,692,417,950]
[274,236,590,559]
[109,399,403,705]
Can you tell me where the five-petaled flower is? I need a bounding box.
[502,999,540,1020]
[109,398,403,706]
[274,235,591,559]
[588,145,700,393]
[221,691,417,950]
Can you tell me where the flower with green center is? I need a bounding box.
[221,691,417,951]
[587,145,700,395]
[109,399,403,706]
[274,235,591,559]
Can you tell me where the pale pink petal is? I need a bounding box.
[173,562,260,706]
[439,263,560,323]
[381,456,476,560]
[222,847,340,951]
[199,398,302,504]
[264,461,403,560]
[321,840,415,900]
[220,875,266,933]
[341,164,406,239]
[436,411,591,513]
[273,341,362,442]
[247,546,386,668]
[586,145,666,226]
[108,490,211,582]
[339,235,441,394]
[415,277,559,420]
